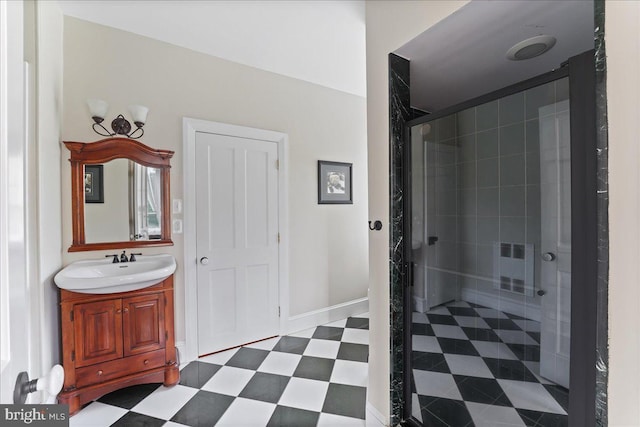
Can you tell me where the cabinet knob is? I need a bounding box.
[116,309,122,314]
[97,370,103,376]
[123,308,129,313]
[144,359,149,365]
[200,257,209,265]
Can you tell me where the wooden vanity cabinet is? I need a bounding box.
[58,276,179,415]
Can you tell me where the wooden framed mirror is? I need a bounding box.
[65,137,174,252]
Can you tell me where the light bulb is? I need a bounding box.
[86,99,108,122]
[128,105,149,127]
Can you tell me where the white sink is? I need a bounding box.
[54,254,177,294]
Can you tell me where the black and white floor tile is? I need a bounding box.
[412,301,569,427]
[70,313,371,427]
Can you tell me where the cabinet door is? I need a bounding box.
[74,299,124,368]
[123,293,165,357]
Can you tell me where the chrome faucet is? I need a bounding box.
[106,251,142,263]
[105,254,119,263]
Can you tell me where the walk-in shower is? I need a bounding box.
[389,2,601,425]
[408,76,572,425]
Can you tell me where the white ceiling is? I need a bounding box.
[395,0,594,112]
[58,0,367,98]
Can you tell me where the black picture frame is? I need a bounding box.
[318,160,352,204]
[84,164,104,204]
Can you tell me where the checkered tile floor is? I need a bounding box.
[411,301,569,427]
[70,314,369,427]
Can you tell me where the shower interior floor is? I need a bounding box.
[412,300,568,427]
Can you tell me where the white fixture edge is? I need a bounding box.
[53,254,176,294]
[412,296,427,314]
[182,117,290,363]
[175,341,186,367]
[285,297,369,335]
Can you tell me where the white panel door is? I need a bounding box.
[195,132,279,356]
[539,101,571,388]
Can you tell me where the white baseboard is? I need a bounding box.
[180,298,368,362]
[461,288,541,321]
[285,297,368,335]
[366,402,388,426]
[413,296,427,313]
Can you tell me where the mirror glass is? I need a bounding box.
[84,160,163,243]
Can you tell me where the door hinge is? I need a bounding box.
[71,351,75,362]
[70,310,74,322]
[276,159,279,170]
[277,233,280,244]
[278,306,281,317]
[165,331,169,340]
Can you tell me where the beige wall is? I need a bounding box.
[36,0,64,380]
[364,1,469,421]
[61,17,369,344]
[606,1,640,426]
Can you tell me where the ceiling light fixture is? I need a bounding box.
[506,35,557,61]
[87,99,148,139]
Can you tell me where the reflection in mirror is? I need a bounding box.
[84,161,163,243]
[84,160,129,243]
[130,163,162,240]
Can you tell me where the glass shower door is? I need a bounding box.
[411,118,459,314]
[538,96,571,388]
[409,77,571,426]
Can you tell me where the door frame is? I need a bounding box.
[0,0,31,403]
[182,118,289,362]
[398,51,599,426]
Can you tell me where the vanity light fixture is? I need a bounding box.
[87,99,149,139]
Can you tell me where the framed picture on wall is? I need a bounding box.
[318,160,352,204]
[84,164,104,203]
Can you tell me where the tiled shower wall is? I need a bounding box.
[417,78,569,313]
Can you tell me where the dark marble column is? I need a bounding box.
[594,0,609,424]
[389,52,411,426]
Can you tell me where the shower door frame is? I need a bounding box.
[398,50,598,427]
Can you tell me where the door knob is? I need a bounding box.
[368,220,383,231]
[541,252,556,262]
[537,290,547,296]
[200,257,209,265]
